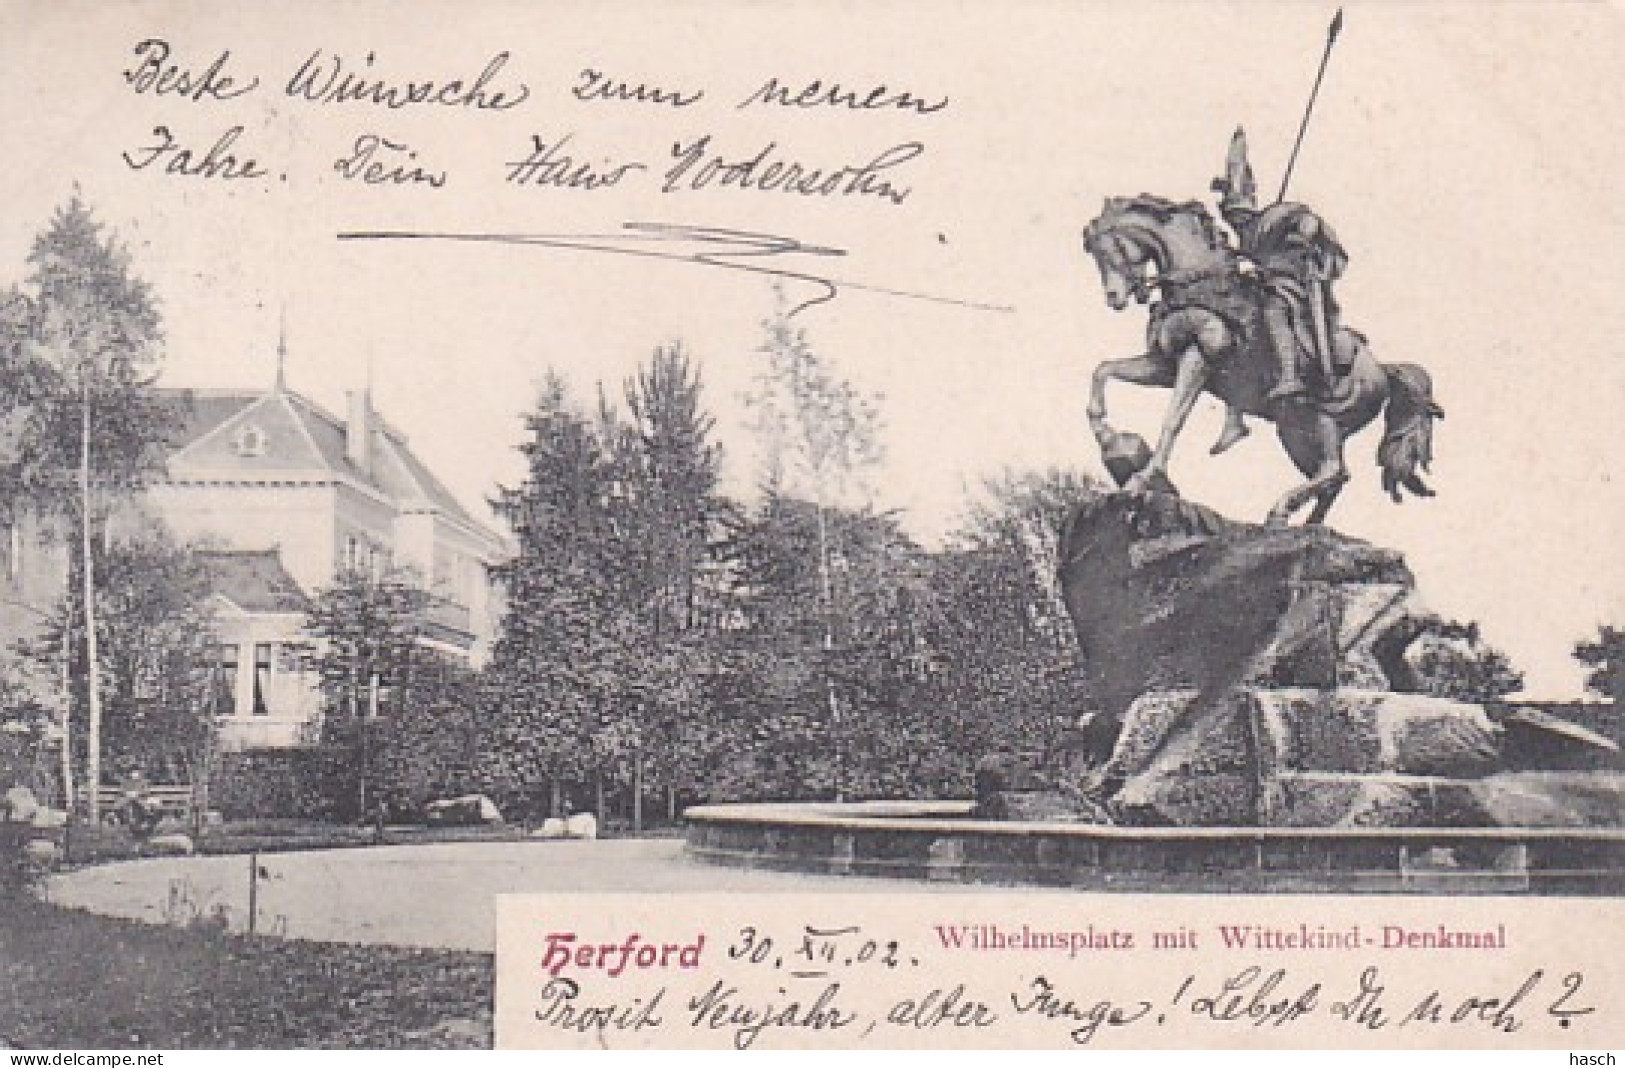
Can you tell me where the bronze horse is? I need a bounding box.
[1081,195,1441,525]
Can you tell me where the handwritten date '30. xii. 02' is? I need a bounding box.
[118,38,939,202]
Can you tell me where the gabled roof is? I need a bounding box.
[160,385,489,534]
[168,392,260,448]
[164,388,328,476]
[198,549,310,615]
[377,431,487,524]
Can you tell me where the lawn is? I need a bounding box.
[3,833,937,1047]
[0,888,492,1049]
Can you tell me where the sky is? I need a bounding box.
[1,0,1621,697]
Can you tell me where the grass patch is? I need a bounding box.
[0,890,492,1049]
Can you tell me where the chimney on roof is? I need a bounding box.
[346,389,372,474]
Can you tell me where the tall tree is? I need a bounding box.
[714,497,933,800]
[0,198,176,821]
[616,342,731,825]
[303,564,434,819]
[622,342,725,635]
[482,375,631,817]
[1574,624,1625,704]
[743,286,884,799]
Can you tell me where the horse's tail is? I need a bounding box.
[1377,363,1445,503]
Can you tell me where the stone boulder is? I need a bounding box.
[565,812,599,840]
[1052,491,1623,829]
[1095,686,1623,828]
[21,838,60,870]
[1496,707,1622,771]
[3,786,39,823]
[974,752,1056,819]
[1059,491,1431,726]
[144,833,195,857]
[425,794,503,826]
[29,807,68,829]
[1097,689,1260,826]
[1464,772,1625,829]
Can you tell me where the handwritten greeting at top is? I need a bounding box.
[118,39,947,204]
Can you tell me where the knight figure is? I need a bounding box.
[1210,126,1352,452]
[1080,10,1442,527]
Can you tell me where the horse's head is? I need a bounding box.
[1082,195,1229,311]
[1082,206,1154,312]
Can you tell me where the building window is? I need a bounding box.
[252,643,273,716]
[342,533,391,579]
[214,644,240,717]
[276,642,312,675]
[232,424,267,457]
[434,545,473,606]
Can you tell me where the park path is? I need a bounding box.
[46,839,983,951]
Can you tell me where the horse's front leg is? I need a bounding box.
[1126,346,1208,493]
[1087,353,1175,447]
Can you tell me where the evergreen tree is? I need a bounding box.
[622,342,725,635]
[481,375,633,818]
[615,343,730,825]
[482,350,733,826]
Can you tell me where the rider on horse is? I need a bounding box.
[1209,127,1351,453]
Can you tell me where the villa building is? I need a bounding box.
[149,358,509,749]
[1,345,509,754]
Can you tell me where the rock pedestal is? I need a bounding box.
[1103,686,1615,827]
[1035,491,1622,829]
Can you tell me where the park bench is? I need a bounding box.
[83,784,195,822]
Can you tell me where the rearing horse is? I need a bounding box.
[1081,195,1442,525]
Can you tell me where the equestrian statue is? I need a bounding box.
[1081,127,1442,526]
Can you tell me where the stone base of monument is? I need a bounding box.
[1045,490,1625,830]
[1099,687,1624,828]
[683,800,1625,893]
[685,490,1625,893]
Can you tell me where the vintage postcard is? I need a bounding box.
[1,0,1622,1053]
